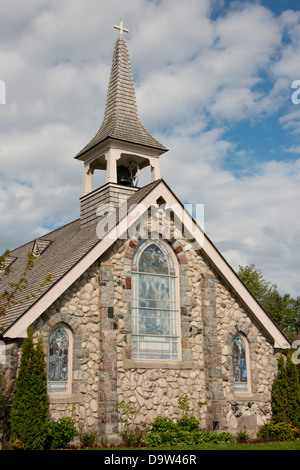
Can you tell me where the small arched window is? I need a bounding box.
[48,324,72,394]
[232,335,249,392]
[131,240,179,360]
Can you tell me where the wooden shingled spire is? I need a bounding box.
[76,23,167,159]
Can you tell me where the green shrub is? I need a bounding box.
[191,431,206,444]
[177,415,201,432]
[205,431,235,444]
[144,429,193,447]
[171,429,194,445]
[143,417,176,447]
[48,417,78,449]
[144,423,235,447]
[80,432,97,447]
[120,425,145,445]
[143,395,235,447]
[151,416,177,433]
[144,428,236,447]
[117,400,147,444]
[236,426,251,442]
[143,431,164,447]
[257,421,298,442]
[144,407,200,447]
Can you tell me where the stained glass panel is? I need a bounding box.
[232,336,247,391]
[138,243,169,274]
[48,325,69,392]
[138,274,172,309]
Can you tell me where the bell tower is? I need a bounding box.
[75,21,168,228]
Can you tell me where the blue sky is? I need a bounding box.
[0,0,300,297]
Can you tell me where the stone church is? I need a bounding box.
[0,23,290,440]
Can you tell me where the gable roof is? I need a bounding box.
[0,179,290,348]
[0,180,160,335]
[75,36,167,160]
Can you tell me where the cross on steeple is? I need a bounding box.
[113,19,129,37]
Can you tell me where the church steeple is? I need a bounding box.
[76,21,168,198]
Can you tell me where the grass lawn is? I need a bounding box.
[89,440,300,450]
[150,440,300,450]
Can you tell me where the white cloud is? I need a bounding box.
[284,145,300,154]
[279,107,300,135]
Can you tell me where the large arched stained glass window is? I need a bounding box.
[131,240,179,360]
[232,335,248,392]
[48,324,70,393]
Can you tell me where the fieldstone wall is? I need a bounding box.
[5,211,279,440]
[215,275,278,432]
[95,215,279,437]
[33,262,102,434]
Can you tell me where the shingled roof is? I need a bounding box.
[76,36,167,159]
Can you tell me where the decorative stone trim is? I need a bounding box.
[49,393,84,404]
[40,313,83,404]
[225,325,255,396]
[43,312,81,336]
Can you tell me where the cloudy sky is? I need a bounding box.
[0,0,300,297]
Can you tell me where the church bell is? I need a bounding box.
[117,165,132,187]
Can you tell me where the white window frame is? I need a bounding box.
[232,334,251,394]
[131,240,181,362]
[47,323,73,396]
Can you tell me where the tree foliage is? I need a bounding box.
[0,250,52,330]
[0,366,10,445]
[10,328,49,450]
[271,351,300,428]
[237,264,299,342]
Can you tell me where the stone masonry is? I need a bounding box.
[22,213,280,441]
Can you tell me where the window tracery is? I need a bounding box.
[48,324,71,393]
[232,335,249,392]
[131,240,179,360]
